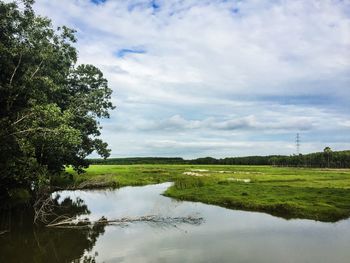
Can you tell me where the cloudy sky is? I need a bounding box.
[32,0,350,158]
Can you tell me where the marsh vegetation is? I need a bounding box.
[60,164,350,222]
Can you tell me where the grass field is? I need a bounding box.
[62,165,350,222]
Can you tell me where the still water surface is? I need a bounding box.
[1,182,350,263]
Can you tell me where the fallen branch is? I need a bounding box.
[47,216,77,227]
[46,215,203,228]
[33,194,55,224]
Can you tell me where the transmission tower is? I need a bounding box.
[296,133,300,155]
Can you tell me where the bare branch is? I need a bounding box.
[9,53,22,86]
[30,60,43,80]
[9,127,58,136]
[12,112,34,126]
[46,215,204,228]
[34,195,55,224]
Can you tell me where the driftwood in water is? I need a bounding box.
[33,194,55,224]
[46,215,203,228]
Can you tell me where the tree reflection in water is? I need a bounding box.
[0,195,104,263]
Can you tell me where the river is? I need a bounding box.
[1,182,349,262]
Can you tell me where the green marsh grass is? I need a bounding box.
[63,165,350,222]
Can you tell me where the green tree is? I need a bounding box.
[0,0,114,197]
[324,147,332,168]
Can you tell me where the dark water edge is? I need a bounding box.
[1,183,350,263]
[0,192,104,263]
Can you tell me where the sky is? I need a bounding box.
[29,0,350,158]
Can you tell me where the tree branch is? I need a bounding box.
[12,112,34,126]
[30,60,43,80]
[9,53,22,86]
[9,127,58,136]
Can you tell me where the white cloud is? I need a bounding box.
[29,0,350,157]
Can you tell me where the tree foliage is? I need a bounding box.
[89,150,350,168]
[0,0,114,196]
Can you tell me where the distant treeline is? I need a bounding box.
[90,157,186,165]
[269,149,350,168]
[89,149,350,168]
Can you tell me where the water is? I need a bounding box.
[1,182,350,263]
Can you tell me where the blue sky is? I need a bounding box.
[31,0,350,158]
